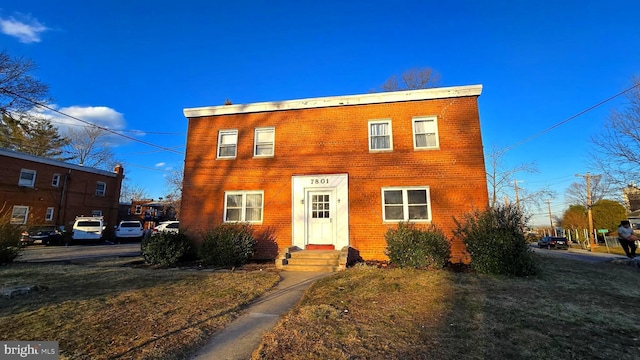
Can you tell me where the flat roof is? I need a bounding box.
[183,84,482,118]
[0,148,119,177]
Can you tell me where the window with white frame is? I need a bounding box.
[45,207,55,221]
[412,116,439,149]
[11,206,29,224]
[92,210,102,217]
[19,169,36,187]
[224,191,264,222]
[382,187,431,222]
[135,205,142,214]
[96,182,106,196]
[368,119,393,151]
[254,127,275,157]
[52,174,61,187]
[217,130,238,158]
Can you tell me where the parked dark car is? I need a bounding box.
[20,225,64,246]
[538,236,569,250]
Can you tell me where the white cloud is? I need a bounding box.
[155,162,166,167]
[0,14,48,43]
[56,106,126,130]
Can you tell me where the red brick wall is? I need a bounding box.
[0,155,123,236]
[182,96,488,262]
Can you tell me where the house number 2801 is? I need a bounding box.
[311,178,329,185]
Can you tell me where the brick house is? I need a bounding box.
[181,85,488,263]
[0,148,124,237]
[118,199,178,230]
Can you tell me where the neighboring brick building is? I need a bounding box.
[181,85,488,263]
[0,148,124,237]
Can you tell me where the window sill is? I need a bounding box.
[369,149,393,153]
[413,147,440,151]
[216,157,237,160]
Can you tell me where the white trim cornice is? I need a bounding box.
[183,84,482,118]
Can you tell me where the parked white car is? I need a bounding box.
[114,220,144,241]
[152,221,179,236]
[72,216,106,242]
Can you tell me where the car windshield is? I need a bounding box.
[121,222,141,227]
[30,226,56,232]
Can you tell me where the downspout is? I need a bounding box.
[58,170,71,230]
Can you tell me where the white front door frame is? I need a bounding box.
[292,174,349,250]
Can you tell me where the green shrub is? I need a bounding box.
[200,223,256,268]
[384,222,451,269]
[0,214,22,264]
[141,232,194,267]
[454,204,539,277]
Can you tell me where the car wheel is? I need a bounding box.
[539,244,543,248]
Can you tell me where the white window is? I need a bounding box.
[368,119,393,151]
[254,127,275,157]
[135,205,142,214]
[45,207,55,221]
[52,174,61,187]
[224,191,264,223]
[217,130,238,159]
[412,116,439,150]
[92,210,102,217]
[11,206,29,225]
[382,187,431,222]
[96,182,106,196]
[19,169,36,187]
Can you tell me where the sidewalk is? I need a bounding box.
[189,271,332,360]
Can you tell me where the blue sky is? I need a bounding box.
[1,1,639,225]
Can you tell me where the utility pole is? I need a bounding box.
[576,172,596,251]
[514,179,521,214]
[547,200,555,236]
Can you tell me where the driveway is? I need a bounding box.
[15,243,142,263]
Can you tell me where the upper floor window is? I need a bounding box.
[135,205,142,214]
[11,205,29,225]
[19,169,36,187]
[382,187,431,222]
[254,127,275,157]
[92,210,103,217]
[52,174,61,187]
[412,116,439,150]
[96,182,106,196]
[45,207,55,221]
[368,119,393,151]
[217,130,238,159]
[224,191,263,223]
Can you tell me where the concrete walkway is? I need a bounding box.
[189,271,332,360]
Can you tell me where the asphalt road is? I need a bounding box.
[15,242,142,262]
[529,244,628,263]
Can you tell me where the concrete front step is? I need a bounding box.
[277,249,343,272]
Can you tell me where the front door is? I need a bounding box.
[307,190,335,245]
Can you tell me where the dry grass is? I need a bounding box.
[254,255,640,360]
[0,257,279,360]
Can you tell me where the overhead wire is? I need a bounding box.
[502,81,640,152]
[1,88,185,154]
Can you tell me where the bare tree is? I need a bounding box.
[0,50,51,116]
[485,145,554,219]
[120,179,149,203]
[592,77,640,186]
[564,175,614,206]
[65,126,115,169]
[378,67,441,92]
[165,167,183,199]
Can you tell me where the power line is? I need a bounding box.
[2,88,185,154]
[503,82,640,152]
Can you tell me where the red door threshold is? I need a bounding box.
[305,244,335,250]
